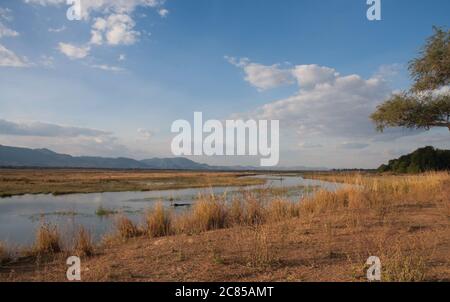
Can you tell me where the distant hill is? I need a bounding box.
[140,157,212,170]
[0,145,211,170]
[0,144,328,171]
[378,146,450,173]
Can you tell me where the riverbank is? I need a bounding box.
[0,169,265,197]
[0,172,448,281]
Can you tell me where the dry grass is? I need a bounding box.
[73,227,94,257]
[145,203,173,237]
[0,169,264,196]
[113,216,142,240]
[29,223,61,256]
[176,196,228,233]
[1,172,449,281]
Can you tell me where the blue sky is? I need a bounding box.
[0,0,449,168]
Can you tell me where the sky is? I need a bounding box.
[0,0,449,169]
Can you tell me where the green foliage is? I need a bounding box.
[378,146,450,173]
[371,93,450,131]
[409,27,450,92]
[371,26,450,132]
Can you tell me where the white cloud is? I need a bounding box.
[0,44,28,67]
[58,42,90,59]
[137,128,154,140]
[118,54,126,61]
[292,65,339,89]
[230,60,423,160]
[0,7,19,38]
[158,8,169,17]
[0,22,19,38]
[0,7,13,22]
[225,56,294,91]
[25,0,167,65]
[90,14,139,46]
[89,63,124,72]
[254,71,391,139]
[24,0,65,6]
[0,119,111,137]
[24,0,165,19]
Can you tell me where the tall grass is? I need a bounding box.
[145,203,173,237]
[114,215,141,240]
[177,196,228,233]
[73,227,94,257]
[2,171,446,281]
[31,223,61,255]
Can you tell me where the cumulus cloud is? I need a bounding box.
[254,71,391,139]
[90,14,139,46]
[58,42,90,59]
[225,56,294,91]
[0,119,111,137]
[229,59,423,158]
[26,0,168,65]
[0,44,29,67]
[292,65,339,89]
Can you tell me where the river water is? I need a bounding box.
[0,175,342,246]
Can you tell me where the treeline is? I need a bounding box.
[379,146,450,173]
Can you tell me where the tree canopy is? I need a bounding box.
[371,27,450,132]
[378,146,450,173]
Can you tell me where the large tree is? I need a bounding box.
[371,27,450,132]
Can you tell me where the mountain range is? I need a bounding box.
[0,144,327,171]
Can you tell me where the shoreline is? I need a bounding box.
[1,172,449,282]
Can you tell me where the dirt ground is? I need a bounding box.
[1,184,448,282]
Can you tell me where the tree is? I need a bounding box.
[371,27,450,132]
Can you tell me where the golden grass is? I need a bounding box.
[145,203,173,237]
[30,223,61,256]
[1,172,448,281]
[113,215,141,240]
[73,227,94,257]
[0,169,264,196]
[176,196,228,233]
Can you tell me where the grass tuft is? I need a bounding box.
[145,203,173,237]
[73,227,94,257]
[114,215,141,240]
[31,223,61,256]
